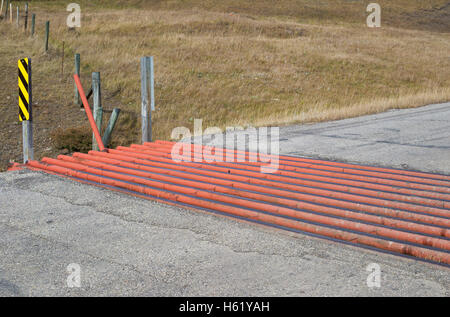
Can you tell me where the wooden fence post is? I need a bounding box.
[140,56,155,143]
[92,72,103,151]
[24,3,28,31]
[30,13,35,36]
[44,21,49,52]
[74,53,80,105]
[61,41,65,77]
[102,108,121,147]
[4,0,8,20]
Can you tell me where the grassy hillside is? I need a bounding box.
[0,0,449,169]
[35,0,450,31]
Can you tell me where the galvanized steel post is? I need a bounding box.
[92,72,103,151]
[140,56,155,143]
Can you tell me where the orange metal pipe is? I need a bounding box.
[66,153,450,238]
[139,143,450,207]
[83,150,450,228]
[136,143,450,195]
[107,147,450,203]
[155,140,450,182]
[143,142,450,188]
[26,159,450,265]
[180,142,450,187]
[151,140,450,184]
[73,74,106,152]
[40,156,450,251]
[146,142,450,199]
[114,146,450,218]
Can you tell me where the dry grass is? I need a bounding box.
[1,0,449,146]
[253,88,450,127]
[34,0,450,31]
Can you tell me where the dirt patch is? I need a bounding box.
[51,126,92,153]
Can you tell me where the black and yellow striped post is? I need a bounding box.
[18,57,33,162]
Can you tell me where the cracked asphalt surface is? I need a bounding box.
[0,170,449,296]
[1,103,450,296]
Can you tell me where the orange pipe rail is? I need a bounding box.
[133,143,450,196]
[76,151,450,229]
[62,153,450,238]
[122,145,450,195]
[106,147,450,203]
[26,159,450,265]
[155,140,450,182]
[142,142,450,189]
[73,74,106,152]
[113,146,450,218]
[138,143,450,206]
[38,157,450,251]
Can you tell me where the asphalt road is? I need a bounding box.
[0,102,449,296]
[200,102,450,175]
[278,102,450,175]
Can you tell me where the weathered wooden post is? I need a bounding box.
[140,56,155,143]
[16,6,18,27]
[4,0,8,20]
[9,3,12,23]
[74,53,81,105]
[61,41,65,77]
[18,58,33,162]
[44,21,49,52]
[102,108,121,147]
[92,72,103,151]
[24,3,28,31]
[30,13,35,36]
